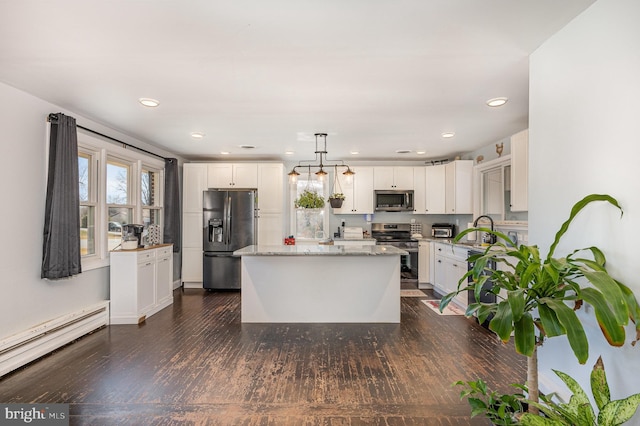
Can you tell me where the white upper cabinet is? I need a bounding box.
[332,166,374,214]
[373,166,414,190]
[510,129,529,212]
[444,160,473,214]
[183,163,208,213]
[207,163,258,188]
[257,163,284,214]
[425,164,446,214]
[413,167,426,214]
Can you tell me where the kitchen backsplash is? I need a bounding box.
[329,212,528,243]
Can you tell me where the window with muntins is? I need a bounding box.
[77,133,165,270]
[141,166,162,227]
[106,158,134,251]
[291,176,328,240]
[78,150,97,256]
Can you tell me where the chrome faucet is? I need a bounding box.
[473,215,496,244]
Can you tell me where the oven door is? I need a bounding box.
[377,241,418,284]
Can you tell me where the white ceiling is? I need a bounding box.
[0,0,594,162]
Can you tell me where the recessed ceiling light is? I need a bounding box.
[190,132,205,139]
[486,97,508,107]
[138,98,160,107]
[350,151,359,155]
[395,149,411,154]
[238,145,255,149]
[285,151,295,155]
[441,132,455,138]
[416,151,426,155]
[220,151,230,155]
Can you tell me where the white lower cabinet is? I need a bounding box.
[418,240,433,288]
[182,248,203,284]
[432,243,468,308]
[110,244,174,324]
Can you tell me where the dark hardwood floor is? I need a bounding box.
[0,289,526,425]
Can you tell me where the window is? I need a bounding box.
[141,166,162,227]
[291,177,327,240]
[78,151,97,256]
[106,159,133,251]
[76,132,165,270]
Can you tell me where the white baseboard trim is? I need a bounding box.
[0,301,110,377]
[182,282,203,289]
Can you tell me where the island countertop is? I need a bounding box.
[234,244,407,256]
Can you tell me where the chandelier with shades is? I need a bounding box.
[287,133,355,182]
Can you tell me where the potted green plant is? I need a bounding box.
[454,379,526,425]
[518,356,640,425]
[457,356,640,425]
[294,189,325,209]
[328,192,345,208]
[328,165,346,208]
[441,194,640,419]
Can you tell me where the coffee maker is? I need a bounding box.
[122,224,145,248]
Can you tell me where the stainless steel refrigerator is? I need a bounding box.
[203,189,257,290]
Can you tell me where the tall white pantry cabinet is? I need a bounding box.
[181,162,285,288]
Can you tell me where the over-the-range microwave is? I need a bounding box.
[374,190,414,212]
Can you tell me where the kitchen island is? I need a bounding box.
[234,244,407,323]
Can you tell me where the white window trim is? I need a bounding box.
[78,132,165,271]
[78,146,101,266]
[288,176,329,242]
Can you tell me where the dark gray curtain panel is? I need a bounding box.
[42,113,82,279]
[163,158,181,252]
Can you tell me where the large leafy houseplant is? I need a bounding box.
[441,194,640,415]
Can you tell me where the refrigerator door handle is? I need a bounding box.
[225,193,232,246]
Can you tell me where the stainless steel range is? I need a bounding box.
[371,223,418,284]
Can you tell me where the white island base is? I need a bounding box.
[236,245,403,323]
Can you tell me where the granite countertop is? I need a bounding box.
[234,244,408,256]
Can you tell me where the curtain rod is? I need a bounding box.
[47,113,171,162]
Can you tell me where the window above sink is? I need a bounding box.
[473,155,528,224]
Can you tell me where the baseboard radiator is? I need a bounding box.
[0,301,110,377]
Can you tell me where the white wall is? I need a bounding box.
[529,0,640,410]
[0,82,178,341]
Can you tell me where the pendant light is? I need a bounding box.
[287,133,355,182]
